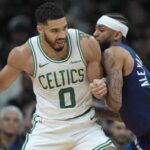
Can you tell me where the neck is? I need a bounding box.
[111,40,122,46]
[41,36,68,60]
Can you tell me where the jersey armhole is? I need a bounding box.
[76,30,87,66]
[28,39,37,78]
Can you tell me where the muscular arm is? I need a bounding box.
[79,31,107,98]
[103,47,124,112]
[0,43,32,91]
[79,31,103,81]
[0,48,21,90]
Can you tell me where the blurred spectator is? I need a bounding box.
[0,0,149,146]
[19,73,35,133]
[0,15,32,106]
[67,0,99,33]
[7,15,31,48]
[108,121,135,150]
[0,75,22,108]
[0,142,7,150]
[0,106,24,150]
[22,100,35,133]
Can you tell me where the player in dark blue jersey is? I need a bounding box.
[91,13,150,150]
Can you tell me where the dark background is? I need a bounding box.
[0,0,149,147]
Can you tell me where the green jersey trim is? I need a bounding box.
[66,107,92,120]
[76,30,86,66]
[93,139,113,150]
[21,114,37,150]
[37,34,72,63]
[28,39,37,78]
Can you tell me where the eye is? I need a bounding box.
[100,29,105,32]
[4,117,10,122]
[63,25,68,31]
[50,29,58,33]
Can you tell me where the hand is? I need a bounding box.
[90,78,107,99]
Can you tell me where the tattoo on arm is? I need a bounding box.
[104,50,123,104]
[79,31,91,40]
[107,68,123,103]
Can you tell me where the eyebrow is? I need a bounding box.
[50,23,68,30]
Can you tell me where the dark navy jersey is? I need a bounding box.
[115,43,150,137]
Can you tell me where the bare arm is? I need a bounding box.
[0,43,32,91]
[103,47,124,112]
[79,31,102,81]
[0,48,22,90]
[79,31,107,98]
[94,104,122,121]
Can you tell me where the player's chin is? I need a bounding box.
[55,46,64,52]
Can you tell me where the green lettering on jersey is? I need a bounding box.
[59,70,65,86]
[38,68,85,90]
[70,69,78,83]
[66,69,70,85]
[46,73,55,89]
[59,87,76,108]
[38,75,48,89]
[54,72,61,87]
[78,69,84,82]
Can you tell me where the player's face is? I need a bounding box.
[93,25,115,51]
[39,17,68,52]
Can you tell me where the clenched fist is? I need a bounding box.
[90,78,107,99]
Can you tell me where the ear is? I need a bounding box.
[37,25,43,34]
[113,31,122,41]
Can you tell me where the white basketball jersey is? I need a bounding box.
[28,29,93,120]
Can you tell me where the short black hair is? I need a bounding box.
[105,13,128,27]
[35,2,65,24]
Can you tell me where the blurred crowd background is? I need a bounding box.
[0,0,149,149]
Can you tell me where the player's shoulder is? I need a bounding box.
[10,42,31,57]
[104,44,129,59]
[8,41,32,69]
[112,44,131,56]
[68,28,99,47]
[69,28,101,62]
[103,46,126,65]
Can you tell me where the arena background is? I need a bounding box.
[0,0,149,149]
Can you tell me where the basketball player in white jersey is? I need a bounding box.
[0,2,116,150]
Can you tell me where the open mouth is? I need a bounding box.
[56,40,65,47]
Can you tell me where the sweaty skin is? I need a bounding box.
[0,17,106,99]
[91,23,135,119]
[103,46,134,112]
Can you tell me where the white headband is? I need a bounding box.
[97,15,128,37]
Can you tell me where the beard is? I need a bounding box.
[100,39,112,52]
[115,135,129,145]
[44,34,66,52]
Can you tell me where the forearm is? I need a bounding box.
[95,105,122,121]
[105,93,122,113]
[103,48,124,112]
[105,67,123,112]
[0,65,21,91]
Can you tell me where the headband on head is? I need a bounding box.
[97,15,128,37]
